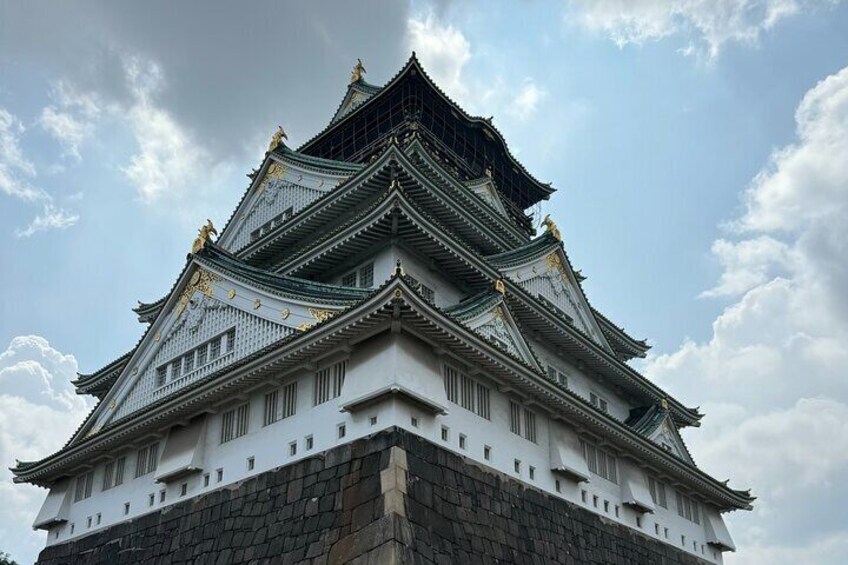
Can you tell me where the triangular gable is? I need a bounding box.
[217,147,360,253]
[627,404,695,465]
[450,294,541,371]
[495,243,612,352]
[76,257,355,441]
[465,177,509,218]
[649,415,695,465]
[331,81,382,123]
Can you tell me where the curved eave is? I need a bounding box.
[72,350,135,396]
[593,307,651,358]
[10,277,752,511]
[298,53,554,209]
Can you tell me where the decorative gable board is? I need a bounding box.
[461,302,541,371]
[332,85,378,122]
[465,178,509,218]
[83,263,345,436]
[503,251,611,351]
[649,416,694,465]
[219,157,352,252]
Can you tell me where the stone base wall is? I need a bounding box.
[36,428,710,564]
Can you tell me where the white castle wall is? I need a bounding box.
[44,331,728,564]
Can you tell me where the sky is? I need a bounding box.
[1,0,847,563]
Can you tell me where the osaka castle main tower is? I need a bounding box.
[14,56,752,565]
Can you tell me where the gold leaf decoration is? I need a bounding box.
[228,289,236,299]
[308,308,334,323]
[280,309,290,319]
[253,299,261,310]
[175,269,221,318]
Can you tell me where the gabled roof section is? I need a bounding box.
[331,79,382,123]
[488,231,614,353]
[217,143,362,252]
[11,276,752,511]
[627,404,696,465]
[299,53,555,211]
[592,307,651,360]
[444,290,542,372]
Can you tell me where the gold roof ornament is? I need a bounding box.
[661,398,669,410]
[350,58,366,84]
[494,278,506,295]
[268,126,288,152]
[542,214,561,241]
[191,219,218,254]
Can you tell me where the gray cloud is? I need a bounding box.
[1,1,412,157]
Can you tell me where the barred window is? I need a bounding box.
[476,383,490,420]
[524,409,537,443]
[196,343,208,366]
[221,403,250,443]
[342,272,357,287]
[135,443,159,478]
[580,439,617,483]
[171,359,182,380]
[676,492,700,524]
[509,401,522,435]
[209,337,221,360]
[443,364,490,420]
[649,477,668,508]
[281,381,297,418]
[314,360,346,405]
[359,263,374,288]
[74,470,94,502]
[460,374,475,412]
[154,329,233,388]
[509,401,537,443]
[444,365,458,403]
[263,389,279,427]
[102,456,126,491]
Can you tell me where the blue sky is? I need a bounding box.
[2,1,848,563]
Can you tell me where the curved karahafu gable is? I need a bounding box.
[70,244,369,443]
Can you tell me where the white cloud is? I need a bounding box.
[1,107,80,236]
[15,205,80,238]
[0,336,94,565]
[38,81,101,161]
[407,11,472,104]
[508,79,548,121]
[120,56,226,208]
[644,64,848,563]
[567,0,839,59]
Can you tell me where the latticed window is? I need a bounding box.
[359,263,374,288]
[547,365,568,388]
[209,337,221,360]
[155,366,168,387]
[184,351,195,373]
[74,470,94,502]
[649,477,668,508]
[342,272,357,286]
[314,360,346,405]
[135,443,159,478]
[226,328,236,352]
[590,392,609,413]
[221,403,250,443]
[524,409,537,443]
[460,374,475,412]
[580,439,618,483]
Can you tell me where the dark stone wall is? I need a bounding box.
[36,429,710,565]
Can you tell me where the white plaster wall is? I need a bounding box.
[45,332,725,564]
[529,338,633,423]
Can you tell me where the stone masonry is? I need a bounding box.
[35,429,710,564]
